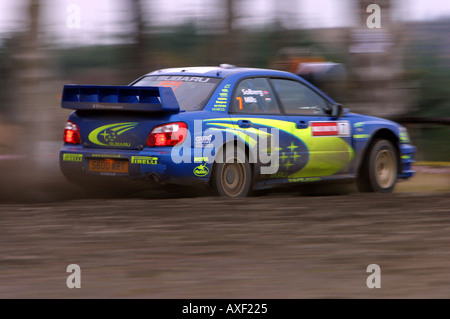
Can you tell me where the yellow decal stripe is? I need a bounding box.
[205,118,354,177]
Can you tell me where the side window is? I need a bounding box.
[271,79,329,115]
[232,78,281,114]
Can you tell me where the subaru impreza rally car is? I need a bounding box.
[60,65,416,197]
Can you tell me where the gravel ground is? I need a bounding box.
[0,176,448,298]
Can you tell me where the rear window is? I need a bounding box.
[133,76,221,111]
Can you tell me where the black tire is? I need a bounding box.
[211,147,253,198]
[357,139,398,193]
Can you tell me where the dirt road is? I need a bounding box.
[0,167,448,298]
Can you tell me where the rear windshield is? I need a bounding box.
[133,75,222,111]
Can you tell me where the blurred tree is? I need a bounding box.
[129,0,147,69]
[13,0,43,124]
[0,40,14,116]
[226,0,234,35]
[28,0,39,46]
[4,0,51,186]
[224,0,238,64]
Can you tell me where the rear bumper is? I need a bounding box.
[398,143,416,179]
[59,145,211,186]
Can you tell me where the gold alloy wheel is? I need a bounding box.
[375,149,396,189]
[221,158,247,197]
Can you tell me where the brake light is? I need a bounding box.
[146,122,188,147]
[64,121,81,144]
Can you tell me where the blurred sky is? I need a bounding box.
[0,0,449,45]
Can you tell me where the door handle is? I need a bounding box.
[297,121,309,129]
[238,120,252,128]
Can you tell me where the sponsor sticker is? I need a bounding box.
[193,163,209,177]
[195,134,214,148]
[212,84,231,111]
[131,156,158,165]
[194,157,210,163]
[63,154,83,162]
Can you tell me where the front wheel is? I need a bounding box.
[211,147,253,198]
[357,139,398,193]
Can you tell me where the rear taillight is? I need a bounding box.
[64,121,81,144]
[146,122,188,147]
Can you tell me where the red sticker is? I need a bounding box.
[310,122,338,136]
[158,81,183,91]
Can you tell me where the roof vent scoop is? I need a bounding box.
[219,64,236,69]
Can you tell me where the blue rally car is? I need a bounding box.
[60,65,416,197]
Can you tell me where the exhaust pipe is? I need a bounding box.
[147,174,161,184]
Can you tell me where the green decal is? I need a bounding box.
[193,163,210,177]
[353,134,370,139]
[131,156,158,165]
[204,118,355,178]
[63,154,83,162]
[289,177,321,183]
[288,126,354,178]
[88,122,138,146]
[399,132,409,143]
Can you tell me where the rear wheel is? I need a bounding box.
[357,139,398,193]
[212,147,252,198]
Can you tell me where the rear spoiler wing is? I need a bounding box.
[61,85,180,112]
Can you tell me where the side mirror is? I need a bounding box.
[331,104,343,118]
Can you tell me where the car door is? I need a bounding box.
[270,78,353,179]
[227,77,292,178]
